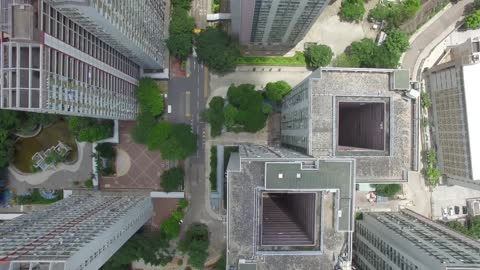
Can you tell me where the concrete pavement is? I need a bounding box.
[401,0,473,79]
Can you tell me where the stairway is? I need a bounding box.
[261,196,313,246]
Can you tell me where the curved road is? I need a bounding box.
[401,0,473,78]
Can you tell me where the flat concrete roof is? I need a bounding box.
[265,161,354,232]
[227,153,352,269]
[463,62,480,180]
[309,69,412,182]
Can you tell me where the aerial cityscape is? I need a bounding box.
[1,0,480,269]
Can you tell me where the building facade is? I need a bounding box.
[0,192,153,270]
[354,209,480,270]
[0,0,168,119]
[230,0,329,47]
[427,38,480,190]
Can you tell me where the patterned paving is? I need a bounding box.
[101,121,172,190]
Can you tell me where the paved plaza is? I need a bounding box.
[100,121,172,190]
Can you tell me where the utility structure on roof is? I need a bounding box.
[0,192,153,270]
[0,0,168,119]
[426,37,480,191]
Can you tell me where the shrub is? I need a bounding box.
[137,78,165,116]
[426,167,441,186]
[421,91,432,109]
[178,198,189,209]
[131,111,156,144]
[160,167,185,192]
[304,44,334,69]
[236,52,306,66]
[340,0,366,22]
[84,179,93,188]
[372,184,402,198]
[44,151,64,166]
[95,143,115,159]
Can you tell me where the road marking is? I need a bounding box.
[185,91,191,118]
[204,66,209,98]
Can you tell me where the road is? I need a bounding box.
[401,0,473,78]
[166,56,207,164]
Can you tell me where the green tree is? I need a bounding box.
[223,104,239,131]
[0,130,14,168]
[226,84,269,133]
[262,103,273,114]
[167,8,195,60]
[68,117,113,142]
[167,34,193,60]
[332,53,361,67]
[161,218,181,239]
[372,184,402,198]
[196,27,240,74]
[348,38,378,67]
[179,223,210,269]
[0,110,21,131]
[131,111,156,144]
[466,10,480,29]
[160,167,185,192]
[304,44,334,69]
[172,0,192,9]
[424,149,437,167]
[160,123,198,160]
[137,78,165,116]
[383,30,409,55]
[340,0,366,22]
[147,122,173,151]
[265,80,292,102]
[201,97,225,137]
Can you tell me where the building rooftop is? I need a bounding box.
[227,147,354,270]
[309,68,413,182]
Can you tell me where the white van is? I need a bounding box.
[167,105,172,114]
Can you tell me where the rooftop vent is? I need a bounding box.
[278,173,283,179]
[296,173,301,179]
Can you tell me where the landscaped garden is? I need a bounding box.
[15,189,63,205]
[14,120,78,173]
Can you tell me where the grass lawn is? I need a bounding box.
[14,120,78,173]
[236,51,306,66]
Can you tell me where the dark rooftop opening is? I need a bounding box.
[261,192,316,246]
[338,102,386,151]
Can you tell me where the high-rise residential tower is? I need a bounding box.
[354,209,480,270]
[0,0,168,119]
[230,0,329,47]
[426,37,480,191]
[0,192,153,270]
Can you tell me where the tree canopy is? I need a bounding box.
[160,167,185,192]
[304,44,334,69]
[338,30,410,69]
[67,116,113,142]
[466,10,480,29]
[167,8,195,60]
[171,0,192,9]
[340,0,366,22]
[146,122,197,160]
[137,78,164,116]
[196,27,240,74]
[369,0,421,28]
[226,84,269,133]
[201,96,225,137]
[264,81,292,102]
[131,110,156,144]
[179,223,210,269]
